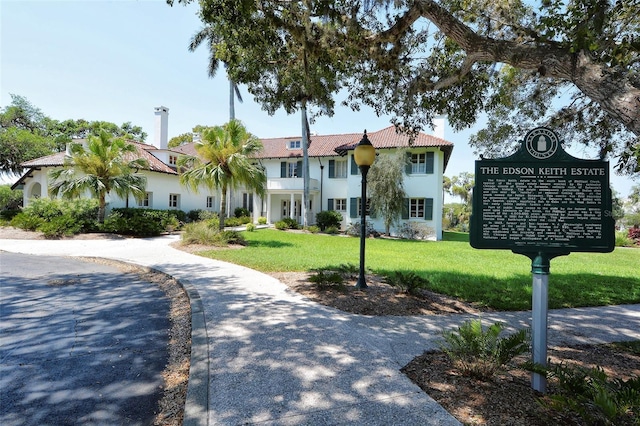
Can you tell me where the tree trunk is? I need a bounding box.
[219,184,227,231]
[98,193,106,223]
[301,100,311,227]
[229,78,235,121]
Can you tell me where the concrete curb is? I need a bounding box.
[179,279,210,426]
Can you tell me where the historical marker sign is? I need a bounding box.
[470,127,615,254]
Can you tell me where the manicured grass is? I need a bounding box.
[194,229,640,311]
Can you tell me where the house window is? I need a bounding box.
[281,160,303,178]
[334,198,347,211]
[411,153,426,174]
[288,140,301,149]
[138,192,152,208]
[403,198,434,220]
[169,155,178,166]
[206,196,214,209]
[169,193,180,209]
[329,159,347,178]
[410,198,425,218]
[242,193,253,213]
[407,152,434,174]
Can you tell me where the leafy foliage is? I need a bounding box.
[440,319,530,380]
[181,220,246,245]
[48,131,148,222]
[0,185,22,210]
[0,94,147,174]
[368,151,407,235]
[383,271,429,296]
[315,210,343,231]
[10,198,99,236]
[104,208,185,236]
[169,0,640,176]
[178,120,265,230]
[541,363,640,425]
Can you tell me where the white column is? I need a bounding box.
[267,193,272,224]
[289,193,295,219]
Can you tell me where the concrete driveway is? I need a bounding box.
[0,252,171,426]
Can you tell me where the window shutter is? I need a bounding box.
[426,152,434,174]
[402,198,409,219]
[328,160,335,178]
[350,197,358,218]
[297,160,303,177]
[328,198,334,211]
[350,155,358,175]
[405,153,412,175]
[425,198,434,220]
[280,162,286,178]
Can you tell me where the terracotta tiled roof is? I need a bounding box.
[20,141,177,175]
[176,125,454,169]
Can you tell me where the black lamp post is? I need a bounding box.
[353,130,376,289]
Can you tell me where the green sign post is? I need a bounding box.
[470,127,615,392]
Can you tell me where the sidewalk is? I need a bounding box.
[1,236,638,425]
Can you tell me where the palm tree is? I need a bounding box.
[178,120,266,230]
[48,131,149,222]
[189,25,243,120]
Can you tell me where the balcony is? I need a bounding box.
[267,178,320,192]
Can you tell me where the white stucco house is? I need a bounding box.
[14,107,454,239]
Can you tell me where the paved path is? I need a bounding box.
[1,236,638,425]
[1,252,170,426]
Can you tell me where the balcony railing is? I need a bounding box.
[267,178,319,191]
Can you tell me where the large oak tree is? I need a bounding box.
[169,0,639,176]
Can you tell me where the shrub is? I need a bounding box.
[384,271,429,295]
[316,210,343,231]
[274,220,288,230]
[0,185,22,210]
[308,270,345,289]
[397,222,435,240]
[345,221,376,237]
[325,225,340,234]
[257,216,267,225]
[40,215,82,238]
[616,231,635,247]
[219,230,246,245]
[181,221,221,245]
[541,363,640,425]
[10,212,44,231]
[306,225,320,233]
[281,217,300,229]
[246,223,256,232]
[234,207,250,218]
[11,198,99,235]
[223,216,251,227]
[628,226,640,246]
[440,319,530,380]
[106,208,182,236]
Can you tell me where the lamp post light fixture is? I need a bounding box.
[353,130,376,289]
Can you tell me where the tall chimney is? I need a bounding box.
[433,115,445,139]
[154,106,169,149]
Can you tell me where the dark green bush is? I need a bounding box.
[440,319,530,380]
[541,363,640,425]
[281,217,300,229]
[10,212,44,231]
[316,210,343,231]
[10,198,99,235]
[106,208,183,236]
[234,207,250,218]
[325,225,340,234]
[0,185,22,210]
[274,220,288,230]
[223,216,251,227]
[383,271,429,295]
[220,230,246,245]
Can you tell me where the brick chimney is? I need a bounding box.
[154,106,169,149]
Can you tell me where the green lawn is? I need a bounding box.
[194,229,640,311]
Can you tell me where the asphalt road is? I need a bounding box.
[0,252,171,426]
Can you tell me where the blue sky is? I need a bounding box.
[1,0,636,197]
